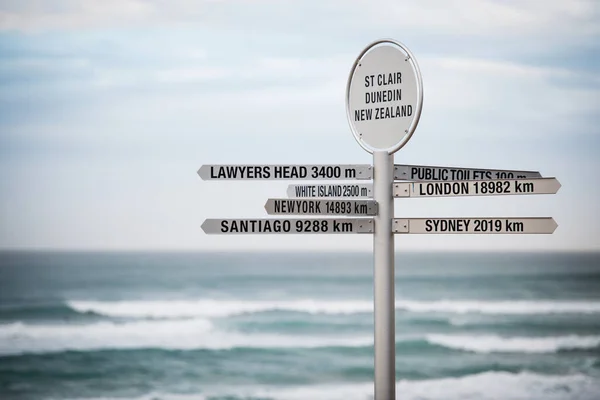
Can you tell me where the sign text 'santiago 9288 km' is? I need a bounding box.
[201,218,374,234]
[197,38,559,400]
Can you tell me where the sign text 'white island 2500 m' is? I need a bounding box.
[197,39,560,400]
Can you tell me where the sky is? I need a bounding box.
[0,0,598,252]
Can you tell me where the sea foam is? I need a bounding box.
[68,299,374,318]
[67,299,600,318]
[0,319,372,356]
[65,371,600,400]
[426,333,600,353]
[397,299,600,315]
[2,318,599,356]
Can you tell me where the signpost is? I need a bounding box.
[346,39,424,400]
[394,164,541,181]
[394,178,561,198]
[198,38,560,400]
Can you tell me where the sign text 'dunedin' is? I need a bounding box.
[346,40,423,153]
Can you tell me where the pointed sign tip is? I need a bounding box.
[551,218,558,233]
[197,165,209,180]
[201,219,214,233]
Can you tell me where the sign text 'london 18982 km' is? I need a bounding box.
[394,178,561,198]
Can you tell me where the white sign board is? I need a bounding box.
[201,218,374,234]
[394,178,560,198]
[394,164,541,181]
[198,165,372,180]
[264,199,377,216]
[287,183,373,199]
[393,218,557,234]
[346,40,423,154]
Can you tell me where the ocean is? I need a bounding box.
[0,251,599,400]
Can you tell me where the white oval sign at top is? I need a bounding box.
[346,39,423,154]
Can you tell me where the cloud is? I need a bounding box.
[369,0,599,36]
[0,0,155,31]
[422,55,600,124]
[2,45,597,155]
[1,0,598,41]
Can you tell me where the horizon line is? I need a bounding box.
[0,248,598,254]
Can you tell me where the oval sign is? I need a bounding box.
[346,39,423,154]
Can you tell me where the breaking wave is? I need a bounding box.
[66,299,600,318]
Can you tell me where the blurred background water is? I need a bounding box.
[1,251,599,399]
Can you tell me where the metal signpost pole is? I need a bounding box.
[373,150,395,399]
[346,39,423,399]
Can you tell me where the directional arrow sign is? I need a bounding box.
[201,218,374,234]
[287,183,373,199]
[265,199,377,216]
[198,165,372,180]
[394,164,541,181]
[392,217,557,234]
[394,178,561,198]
